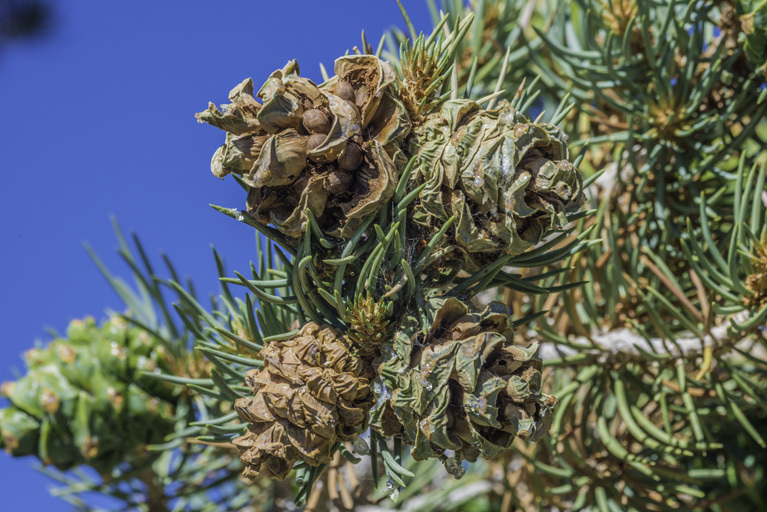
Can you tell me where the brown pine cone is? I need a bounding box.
[197,56,411,239]
[232,323,374,480]
[372,298,556,467]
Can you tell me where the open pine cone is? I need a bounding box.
[371,298,556,468]
[409,99,583,273]
[197,56,410,239]
[233,323,374,479]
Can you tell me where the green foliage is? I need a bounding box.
[738,0,767,78]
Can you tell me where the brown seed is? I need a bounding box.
[345,100,360,120]
[302,109,331,135]
[306,133,326,152]
[324,169,354,195]
[335,81,355,102]
[337,142,364,171]
[355,85,368,107]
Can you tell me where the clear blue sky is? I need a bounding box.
[0,1,433,509]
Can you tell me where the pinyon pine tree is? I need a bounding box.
[2,1,766,511]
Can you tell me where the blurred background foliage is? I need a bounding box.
[0,0,49,45]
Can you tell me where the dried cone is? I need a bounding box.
[197,56,411,239]
[233,323,374,480]
[0,317,180,473]
[371,298,555,469]
[408,99,583,274]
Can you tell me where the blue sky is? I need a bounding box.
[0,1,433,509]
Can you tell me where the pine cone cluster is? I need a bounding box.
[409,99,583,272]
[197,56,410,239]
[0,317,179,473]
[232,323,374,479]
[198,45,582,485]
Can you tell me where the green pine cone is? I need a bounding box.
[371,298,555,470]
[197,56,411,239]
[0,316,182,474]
[408,98,583,273]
